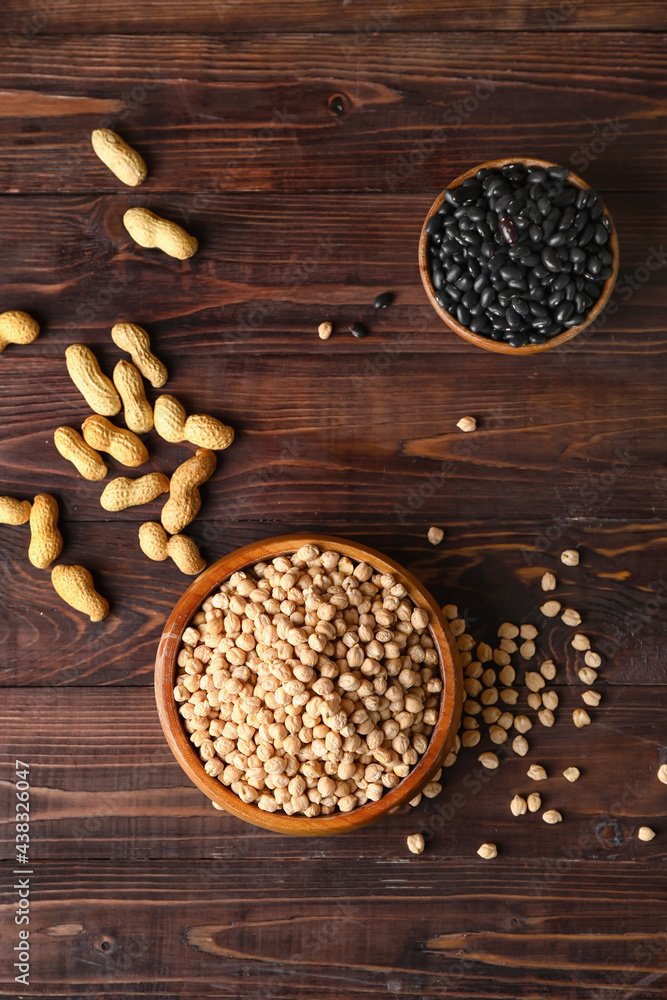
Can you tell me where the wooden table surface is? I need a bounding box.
[1,2,666,997]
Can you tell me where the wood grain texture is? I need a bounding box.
[2,0,667,33]
[1,687,666,863]
[0,857,665,998]
[0,33,665,193]
[1,521,666,687]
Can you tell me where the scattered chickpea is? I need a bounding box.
[482,706,501,724]
[318,321,333,340]
[499,638,518,654]
[527,692,542,711]
[513,714,532,734]
[658,765,667,785]
[500,689,519,705]
[450,618,466,637]
[563,767,580,782]
[423,781,442,799]
[571,633,591,651]
[442,604,458,620]
[489,724,508,745]
[578,666,598,685]
[520,624,538,640]
[540,600,561,617]
[407,833,425,854]
[542,690,559,711]
[542,809,563,824]
[461,730,480,747]
[477,642,493,663]
[561,549,579,566]
[498,665,515,686]
[527,764,548,781]
[511,794,527,816]
[456,416,476,433]
[478,751,499,769]
[540,660,557,680]
[527,792,541,813]
[538,708,555,728]
[497,711,514,730]
[561,607,582,627]
[498,622,519,639]
[573,708,591,728]
[581,690,601,707]
[585,650,602,668]
[409,793,423,808]
[477,842,497,859]
[541,572,556,591]
[427,526,444,546]
[493,648,511,666]
[638,826,656,842]
[525,671,545,693]
[512,735,529,756]
[520,640,536,660]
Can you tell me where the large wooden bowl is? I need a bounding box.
[418,157,619,355]
[155,533,463,836]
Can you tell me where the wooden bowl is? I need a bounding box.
[155,533,463,836]
[418,157,619,355]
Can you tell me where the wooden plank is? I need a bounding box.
[2,1,667,34]
[1,513,666,686]
[0,858,665,998]
[0,34,665,192]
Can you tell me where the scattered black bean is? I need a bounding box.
[373,291,394,309]
[350,322,369,339]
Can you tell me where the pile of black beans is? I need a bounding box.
[426,162,614,348]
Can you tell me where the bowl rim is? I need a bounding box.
[418,156,620,356]
[154,532,463,836]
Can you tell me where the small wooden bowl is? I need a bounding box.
[155,533,462,836]
[418,157,619,355]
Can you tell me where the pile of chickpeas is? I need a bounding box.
[174,544,443,816]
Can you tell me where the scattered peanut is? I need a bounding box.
[100,473,170,512]
[511,794,527,816]
[563,767,580,782]
[407,833,425,855]
[82,415,149,467]
[572,708,591,728]
[527,764,547,781]
[28,494,63,569]
[54,426,108,481]
[110,322,168,388]
[512,735,529,756]
[541,572,556,591]
[477,843,497,859]
[540,600,561,617]
[318,322,333,341]
[113,360,153,434]
[657,765,667,785]
[91,128,147,186]
[527,792,541,813]
[638,826,656,842]
[561,607,582,627]
[542,809,562,824]
[161,448,216,534]
[123,207,198,260]
[0,310,40,353]
[154,394,234,451]
[561,549,579,566]
[581,690,601,707]
[456,416,476,433]
[51,564,109,621]
[139,522,205,575]
[571,633,590,651]
[478,752,499,769]
[65,345,121,416]
[0,496,31,525]
[427,526,444,545]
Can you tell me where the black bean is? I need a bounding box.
[576,189,588,210]
[498,216,518,243]
[555,301,574,324]
[543,323,563,338]
[462,289,478,310]
[446,264,462,283]
[456,273,474,292]
[481,241,495,258]
[432,268,444,290]
[542,247,562,272]
[499,265,521,281]
[594,222,609,246]
[529,224,543,243]
[457,304,471,326]
[579,224,595,247]
[587,255,602,275]
[569,247,586,263]
[350,322,369,338]
[585,279,602,299]
[435,292,450,309]
[527,168,547,184]
[547,231,567,247]
[507,332,529,348]
[552,272,569,291]
[505,307,522,328]
[557,245,570,262]
[467,206,485,221]
[531,315,552,328]
[554,186,577,207]
[574,210,589,233]
[460,230,482,246]
[548,165,570,180]
[426,215,442,236]
[512,297,530,317]
[446,284,462,302]
[529,333,547,345]
[565,313,585,327]
[474,273,489,293]
[495,193,512,213]
[530,301,548,317]
[480,287,496,309]
[599,250,613,265]
[537,196,551,216]
[509,244,532,259]
[590,201,603,219]
[489,254,508,273]
[548,289,566,308]
[440,240,459,255]
[564,282,576,301]
[598,265,613,280]
[558,207,575,231]
[373,291,393,309]
[497,291,512,307]
[542,219,555,239]
[485,177,507,197]
[470,314,489,334]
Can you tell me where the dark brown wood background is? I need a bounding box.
[1,2,666,997]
